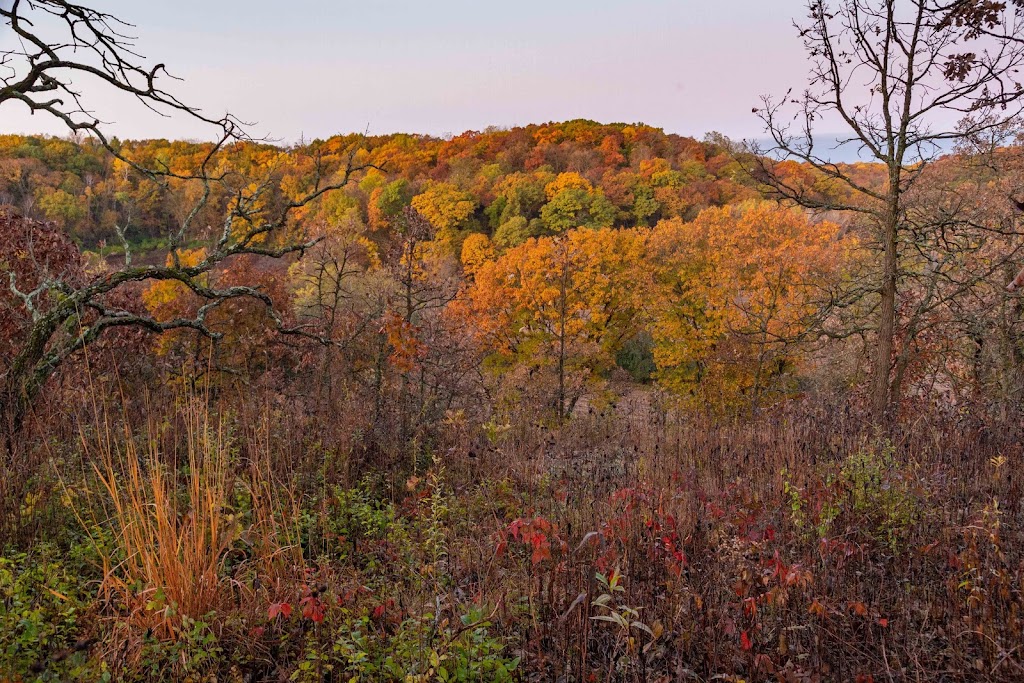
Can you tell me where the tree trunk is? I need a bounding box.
[557,255,568,420]
[400,252,414,453]
[1,315,61,458]
[871,202,899,423]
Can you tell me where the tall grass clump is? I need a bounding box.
[16,388,322,678]
[74,396,240,641]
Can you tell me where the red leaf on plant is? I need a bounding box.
[741,630,753,651]
[531,543,551,565]
[268,601,293,620]
[300,596,325,623]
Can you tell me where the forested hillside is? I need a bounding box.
[0,122,758,245]
[6,119,1015,419]
[0,122,880,413]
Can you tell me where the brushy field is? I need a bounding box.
[1,392,1022,682]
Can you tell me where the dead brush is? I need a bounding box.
[466,397,1024,681]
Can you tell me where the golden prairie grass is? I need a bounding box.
[74,397,237,641]
[63,392,305,650]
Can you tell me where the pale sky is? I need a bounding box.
[2,0,812,143]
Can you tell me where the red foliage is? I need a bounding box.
[299,596,325,623]
[0,209,82,365]
[267,601,293,620]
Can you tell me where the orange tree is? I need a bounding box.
[648,201,853,410]
[456,227,647,418]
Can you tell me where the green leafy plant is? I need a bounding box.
[0,549,90,680]
[840,443,921,550]
[590,567,660,677]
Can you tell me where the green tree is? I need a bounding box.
[540,173,616,234]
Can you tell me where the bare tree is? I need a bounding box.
[386,207,461,453]
[1,0,239,152]
[0,1,373,449]
[752,0,1024,421]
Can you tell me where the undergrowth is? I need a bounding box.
[2,393,1022,681]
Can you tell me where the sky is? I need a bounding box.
[1,0,814,144]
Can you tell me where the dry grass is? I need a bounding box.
[446,398,1024,681]
[76,398,237,641]
[59,392,310,661]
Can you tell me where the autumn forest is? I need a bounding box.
[3,1,1024,681]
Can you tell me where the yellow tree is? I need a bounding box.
[410,181,477,250]
[648,201,851,410]
[458,227,646,417]
[539,172,616,235]
[460,232,495,279]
